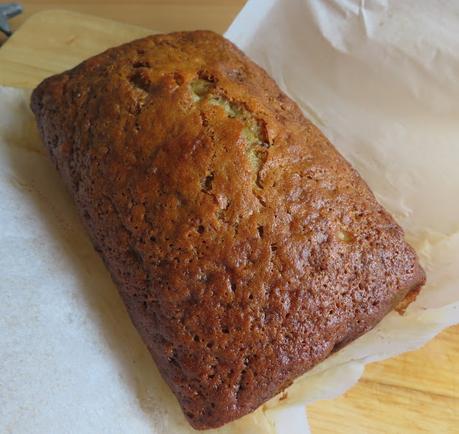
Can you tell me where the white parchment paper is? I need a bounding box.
[1,1,458,433]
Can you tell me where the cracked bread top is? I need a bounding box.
[30,31,425,430]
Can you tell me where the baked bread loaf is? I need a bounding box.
[31,31,425,430]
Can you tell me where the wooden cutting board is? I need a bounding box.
[1,9,458,434]
[0,10,151,88]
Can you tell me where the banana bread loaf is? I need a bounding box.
[30,30,425,430]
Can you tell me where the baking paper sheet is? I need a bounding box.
[1,0,458,432]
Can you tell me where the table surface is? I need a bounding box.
[2,2,458,433]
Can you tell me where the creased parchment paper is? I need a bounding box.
[1,0,458,433]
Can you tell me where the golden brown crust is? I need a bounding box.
[30,31,425,429]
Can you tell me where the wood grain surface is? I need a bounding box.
[3,0,245,36]
[1,3,457,433]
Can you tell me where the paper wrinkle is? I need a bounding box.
[1,1,459,433]
[308,0,386,52]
